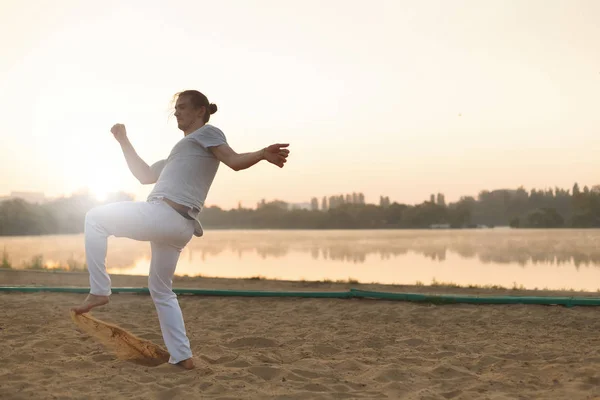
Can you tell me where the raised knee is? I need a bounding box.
[85,207,102,226]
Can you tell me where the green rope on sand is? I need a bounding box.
[1,286,600,307]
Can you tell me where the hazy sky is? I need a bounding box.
[1,0,599,209]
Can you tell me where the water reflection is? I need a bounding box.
[3,229,600,290]
[175,229,600,269]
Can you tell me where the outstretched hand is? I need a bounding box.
[110,123,127,143]
[263,143,290,168]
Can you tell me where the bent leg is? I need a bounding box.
[85,201,162,296]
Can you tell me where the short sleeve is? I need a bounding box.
[150,159,167,178]
[190,125,227,149]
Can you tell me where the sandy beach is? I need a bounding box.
[2,270,600,399]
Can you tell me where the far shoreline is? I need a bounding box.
[2,268,599,299]
[5,226,600,239]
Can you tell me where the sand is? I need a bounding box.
[2,270,600,399]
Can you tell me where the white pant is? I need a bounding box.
[84,199,196,364]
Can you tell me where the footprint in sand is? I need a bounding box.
[224,359,251,368]
[311,344,341,356]
[371,368,413,383]
[248,366,282,380]
[429,364,477,379]
[92,354,115,362]
[291,368,325,379]
[282,371,309,382]
[302,383,330,392]
[200,354,239,365]
[226,337,279,348]
[332,359,368,372]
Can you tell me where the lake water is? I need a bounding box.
[2,229,600,291]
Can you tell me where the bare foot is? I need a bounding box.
[71,294,109,314]
[177,358,195,370]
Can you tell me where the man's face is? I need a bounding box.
[174,96,203,131]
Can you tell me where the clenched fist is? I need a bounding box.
[110,123,127,143]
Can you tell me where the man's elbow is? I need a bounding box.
[223,156,242,171]
[214,148,246,171]
[138,174,158,184]
[229,163,242,172]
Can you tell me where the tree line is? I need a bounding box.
[1,183,599,236]
[0,192,133,236]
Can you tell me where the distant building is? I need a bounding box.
[321,196,328,211]
[357,193,365,204]
[379,196,390,208]
[288,202,312,211]
[310,197,319,211]
[436,193,446,206]
[328,195,342,209]
[257,199,289,210]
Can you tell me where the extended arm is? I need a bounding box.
[210,143,290,171]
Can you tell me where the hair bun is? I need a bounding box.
[208,103,218,114]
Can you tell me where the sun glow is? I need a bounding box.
[89,185,112,202]
[87,175,123,202]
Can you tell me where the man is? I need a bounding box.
[72,90,290,369]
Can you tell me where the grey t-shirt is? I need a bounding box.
[147,124,227,236]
